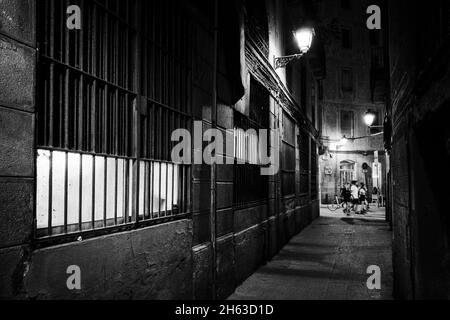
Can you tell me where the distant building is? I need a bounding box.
[316,0,387,204]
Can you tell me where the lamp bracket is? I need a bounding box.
[274,53,304,69]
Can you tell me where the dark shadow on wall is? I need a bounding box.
[414,102,450,248]
[413,101,450,298]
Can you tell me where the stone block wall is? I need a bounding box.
[0,0,36,299]
[388,0,450,299]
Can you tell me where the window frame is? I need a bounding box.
[233,77,270,207]
[341,68,354,92]
[35,0,193,246]
[298,130,310,197]
[339,109,354,138]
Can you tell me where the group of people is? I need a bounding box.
[340,181,369,215]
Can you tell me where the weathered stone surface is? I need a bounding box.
[216,182,233,210]
[0,107,34,177]
[0,36,35,112]
[216,236,235,299]
[277,211,290,247]
[193,212,210,246]
[0,245,29,299]
[268,216,279,258]
[216,163,233,182]
[0,0,35,44]
[234,204,267,233]
[234,226,265,285]
[192,182,211,212]
[192,244,212,300]
[22,220,193,300]
[311,200,320,221]
[216,209,233,237]
[285,209,296,239]
[0,178,33,248]
[192,164,211,181]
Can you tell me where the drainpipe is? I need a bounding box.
[210,0,218,300]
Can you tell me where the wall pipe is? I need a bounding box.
[210,0,218,300]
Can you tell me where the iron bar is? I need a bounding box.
[36,0,191,241]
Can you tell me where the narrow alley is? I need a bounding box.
[230,207,392,300]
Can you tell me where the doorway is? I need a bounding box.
[339,160,355,188]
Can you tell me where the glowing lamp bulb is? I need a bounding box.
[364,111,376,127]
[294,28,314,54]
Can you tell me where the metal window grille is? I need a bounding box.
[298,131,310,195]
[138,0,192,221]
[234,111,269,206]
[311,141,318,200]
[233,78,269,206]
[282,112,295,196]
[36,0,191,242]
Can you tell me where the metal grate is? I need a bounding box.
[233,77,270,206]
[282,112,295,196]
[311,141,318,200]
[298,131,310,195]
[234,111,269,206]
[36,0,191,241]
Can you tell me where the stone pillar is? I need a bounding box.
[0,0,36,299]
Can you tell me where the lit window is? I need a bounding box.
[36,0,191,240]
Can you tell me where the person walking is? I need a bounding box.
[359,183,368,214]
[340,182,352,215]
[350,181,359,213]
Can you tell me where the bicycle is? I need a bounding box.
[328,195,353,214]
[327,195,343,212]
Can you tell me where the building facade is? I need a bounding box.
[0,0,325,299]
[317,0,387,204]
[387,0,450,299]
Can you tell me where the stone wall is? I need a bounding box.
[190,0,321,300]
[388,0,450,299]
[0,0,321,300]
[0,0,36,299]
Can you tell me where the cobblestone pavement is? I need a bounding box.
[229,206,393,300]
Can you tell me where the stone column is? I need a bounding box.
[0,0,36,299]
